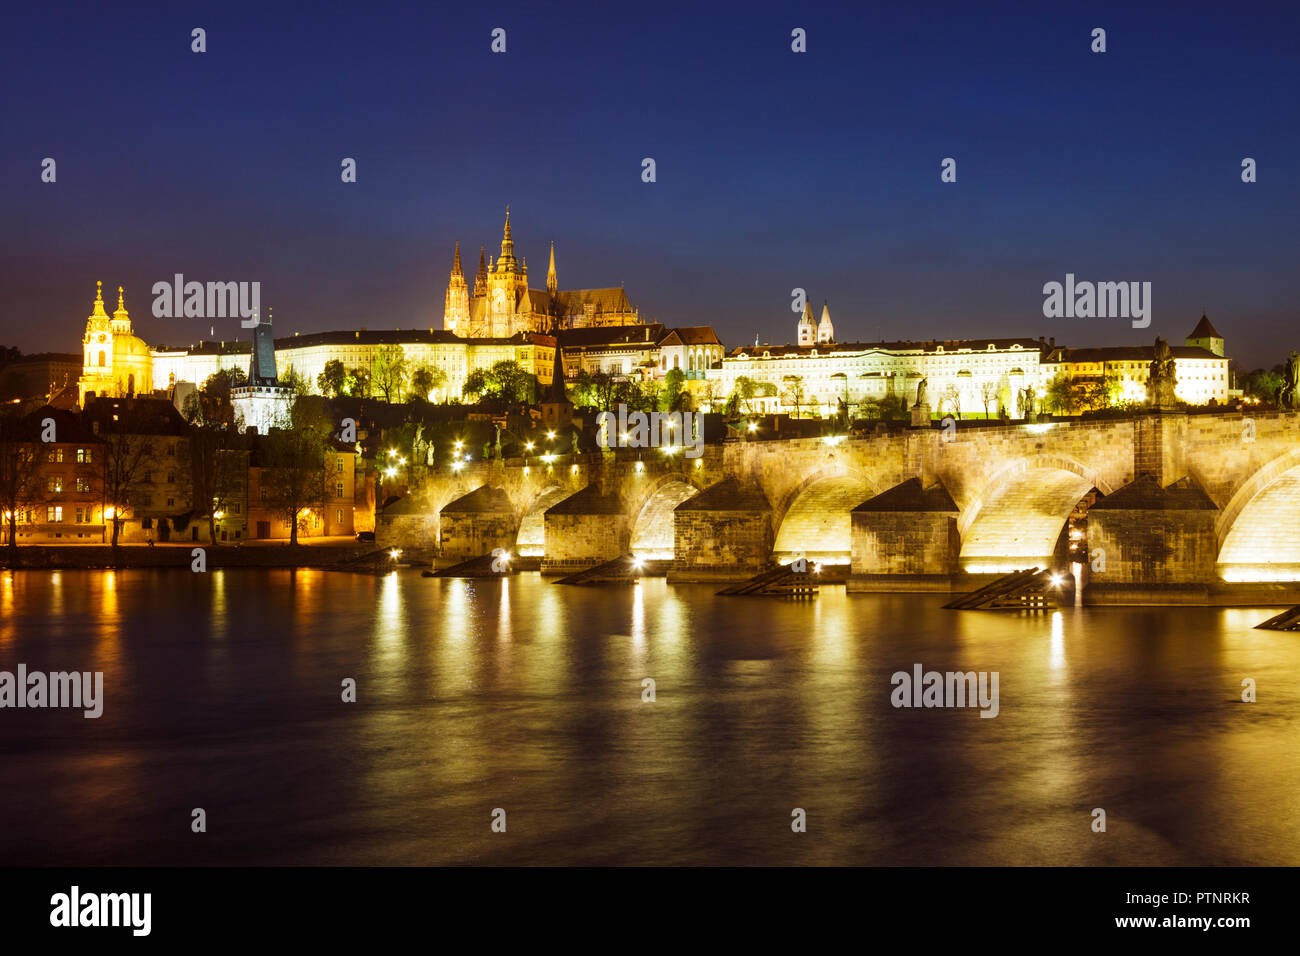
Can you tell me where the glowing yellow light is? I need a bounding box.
[454,440,464,450]
[1050,574,1064,587]
[635,461,644,472]
[389,549,401,559]
[620,432,630,442]
[570,464,578,473]
[104,507,115,520]
[694,459,702,469]
[541,453,556,464]
[546,430,556,440]
[451,461,464,472]
[525,441,534,451]
[747,422,757,432]
[384,467,397,478]
[661,445,677,456]
[823,435,845,446]
[398,457,407,465]
[388,449,397,458]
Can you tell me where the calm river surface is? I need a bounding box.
[1,569,1297,865]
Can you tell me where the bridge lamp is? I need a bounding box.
[454,440,464,451]
[631,556,644,570]
[620,432,630,442]
[635,461,644,473]
[525,441,534,452]
[388,449,397,458]
[398,457,407,466]
[570,464,579,473]
[1050,574,1064,587]
[213,510,225,521]
[384,467,397,478]
[661,445,677,456]
[389,549,402,560]
[747,422,758,432]
[451,461,464,472]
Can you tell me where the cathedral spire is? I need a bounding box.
[497,206,517,271]
[546,241,557,295]
[114,286,129,320]
[91,280,108,318]
[451,240,463,277]
[474,244,488,296]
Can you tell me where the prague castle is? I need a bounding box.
[443,209,639,336]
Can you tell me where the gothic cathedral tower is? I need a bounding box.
[443,241,469,334]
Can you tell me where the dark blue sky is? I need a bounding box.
[2,1,1297,367]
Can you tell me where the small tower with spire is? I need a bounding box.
[443,240,470,334]
[817,301,834,344]
[546,241,558,295]
[797,299,816,346]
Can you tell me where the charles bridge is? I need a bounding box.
[377,409,1300,602]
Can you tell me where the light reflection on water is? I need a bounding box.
[1,568,1298,866]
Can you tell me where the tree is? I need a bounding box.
[1044,372,1076,415]
[409,365,447,402]
[100,430,155,550]
[190,426,244,546]
[979,380,999,418]
[183,368,247,427]
[1243,366,1284,402]
[344,366,371,398]
[261,399,332,546]
[664,368,686,411]
[372,345,408,403]
[939,385,962,419]
[781,376,806,417]
[317,359,347,398]
[0,412,43,558]
[462,361,536,407]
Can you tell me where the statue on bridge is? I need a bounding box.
[1147,336,1178,409]
[1020,386,1037,422]
[1279,351,1300,410]
[914,377,928,409]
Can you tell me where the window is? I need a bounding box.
[232,503,241,515]
[168,444,176,456]
[336,458,344,473]
[76,478,90,492]
[47,506,63,522]
[335,482,344,498]
[167,473,175,484]
[336,508,344,524]
[78,447,93,463]
[260,489,267,501]
[167,498,175,507]
[47,477,62,493]
[144,471,153,483]
[75,508,84,523]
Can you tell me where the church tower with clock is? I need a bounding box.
[78,281,154,406]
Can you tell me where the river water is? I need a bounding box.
[1,568,1297,865]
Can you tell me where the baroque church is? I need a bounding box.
[443,209,640,337]
[78,281,153,405]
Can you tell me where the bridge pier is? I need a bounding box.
[668,478,773,581]
[848,478,961,591]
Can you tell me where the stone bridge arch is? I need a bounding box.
[1216,446,1300,581]
[515,484,573,556]
[627,474,705,559]
[958,454,1115,572]
[771,467,878,563]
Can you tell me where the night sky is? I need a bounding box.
[2,1,1296,368]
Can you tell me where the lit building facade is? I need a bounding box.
[78,282,153,405]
